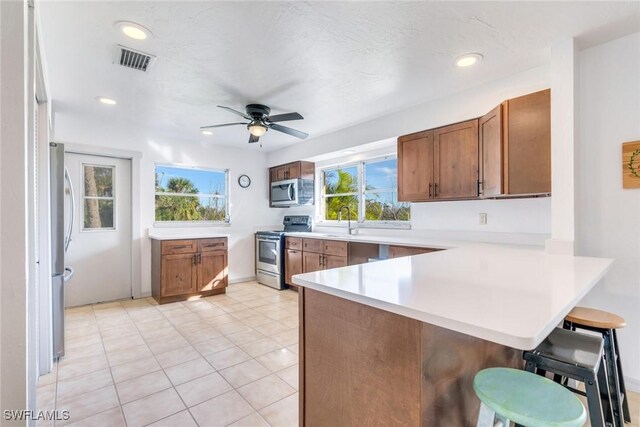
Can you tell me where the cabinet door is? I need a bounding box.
[479,105,504,198]
[269,167,278,183]
[397,130,434,202]
[434,119,479,199]
[285,162,301,180]
[276,166,287,181]
[302,252,323,273]
[161,253,197,297]
[323,254,348,270]
[323,240,348,257]
[504,89,551,195]
[198,251,227,292]
[285,249,303,285]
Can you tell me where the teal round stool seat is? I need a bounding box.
[473,368,587,427]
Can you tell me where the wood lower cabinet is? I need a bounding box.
[160,253,198,296]
[323,254,348,269]
[479,89,551,197]
[152,237,228,304]
[285,249,303,288]
[388,245,438,259]
[302,251,324,274]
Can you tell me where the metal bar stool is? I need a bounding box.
[523,327,614,427]
[473,367,586,427]
[565,307,630,425]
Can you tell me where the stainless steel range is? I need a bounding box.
[256,216,311,289]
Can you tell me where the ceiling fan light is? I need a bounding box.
[248,123,267,137]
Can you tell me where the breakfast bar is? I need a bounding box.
[292,244,613,426]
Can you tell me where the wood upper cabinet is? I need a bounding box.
[152,237,228,304]
[479,105,503,198]
[161,253,197,297]
[479,89,551,197]
[269,161,315,183]
[433,119,479,200]
[285,248,303,286]
[398,120,479,202]
[398,130,434,202]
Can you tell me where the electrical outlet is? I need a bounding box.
[479,213,487,225]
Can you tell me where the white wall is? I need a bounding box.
[576,32,640,390]
[54,113,283,296]
[0,0,30,421]
[269,66,553,240]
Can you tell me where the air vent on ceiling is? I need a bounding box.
[113,45,156,72]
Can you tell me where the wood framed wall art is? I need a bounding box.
[623,141,640,189]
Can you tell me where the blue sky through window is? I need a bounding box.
[156,166,226,196]
[365,158,397,190]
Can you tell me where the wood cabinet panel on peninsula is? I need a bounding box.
[151,237,228,304]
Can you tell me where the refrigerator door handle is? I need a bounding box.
[64,166,75,252]
[63,266,75,283]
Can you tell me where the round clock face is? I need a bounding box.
[238,174,251,188]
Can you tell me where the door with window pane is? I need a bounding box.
[64,152,132,306]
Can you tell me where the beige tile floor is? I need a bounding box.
[36,280,639,427]
[36,281,299,427]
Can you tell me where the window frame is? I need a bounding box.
[81,163,116,232]
[154,163,230,226]
[317,154,410,228]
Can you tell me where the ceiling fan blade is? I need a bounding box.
[269,123,309,139]
[248,134,260,143]
[200,122,247,129]
[217,105,252,120]
[267,112,304,123]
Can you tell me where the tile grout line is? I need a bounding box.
[54,284,300,427]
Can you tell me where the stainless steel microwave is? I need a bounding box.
[270,178,314,207]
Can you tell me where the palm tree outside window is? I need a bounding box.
[155,164,229,223]
[320,156,410,224]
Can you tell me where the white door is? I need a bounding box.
[64,152,132,306]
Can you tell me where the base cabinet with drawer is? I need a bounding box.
[284,237,349,287]
[151,237,228,304]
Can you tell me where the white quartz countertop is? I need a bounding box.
[292,243,613,350]
[148,230,229,240]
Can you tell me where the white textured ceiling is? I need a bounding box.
[38,1,639,151]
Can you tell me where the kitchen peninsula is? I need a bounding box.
[292,244,613,426]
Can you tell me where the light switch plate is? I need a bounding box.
[479,213,487,225]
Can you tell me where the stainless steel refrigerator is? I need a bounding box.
[50,142,75,358]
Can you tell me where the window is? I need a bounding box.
[320,156,410,224]
[155,165,229,223]
[83,164,115,230]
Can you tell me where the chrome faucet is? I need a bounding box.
[338,205,354,235]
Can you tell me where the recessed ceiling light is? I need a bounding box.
[115,21,152,40]
[201,130,213,136]
[96,97,117,105]
[455,53,483,68]
[342,150,356,155]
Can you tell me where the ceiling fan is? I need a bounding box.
[201,104,309,144]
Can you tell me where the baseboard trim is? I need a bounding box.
[229,276,257,285]
[625,375,640,393]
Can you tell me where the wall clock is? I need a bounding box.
[238,174,251,188]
